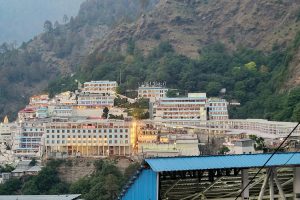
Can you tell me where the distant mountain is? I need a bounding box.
[0,0,84,45]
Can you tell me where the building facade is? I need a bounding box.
[138,85,168,102]
[77,93,115,108]
[207,98,229,120]
[13,120,46,158]
[153,93,207,121]
[44,119,131,157]
[82,80,117,94]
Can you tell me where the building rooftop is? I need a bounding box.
[145,152,300,172]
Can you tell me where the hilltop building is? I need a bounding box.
[81,80,117,94]
[76,80,117,108]
[138,83,168,102]
[153,93,207,121]
[29,94,49,108]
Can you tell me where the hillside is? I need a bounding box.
[1,0,300,120]
[0,0,158,119]
[93,0,300,86]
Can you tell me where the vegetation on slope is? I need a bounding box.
[0,159,140,200]
[0,0,159,120]
[48,30,300,122]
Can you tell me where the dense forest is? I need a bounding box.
[0,159,139,200]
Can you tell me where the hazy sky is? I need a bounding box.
[0,0,84,45]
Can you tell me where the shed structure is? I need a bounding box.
[119,152,300,200]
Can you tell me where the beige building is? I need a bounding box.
[44,119,131,157]
[82,80,117,94]
[138,85,168,102]
[153,93,207,121]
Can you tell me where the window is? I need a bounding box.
[62,135,65,138]
[114,135,118,138]
[57,130,60,133]
[109,129,112,133]
[46,130,50,133]
[52,135,55,138]
[125,135,128,138]
[115,140,118,144]
[46,135,49,138]
[57,135,60,138]
[109,135,112,138]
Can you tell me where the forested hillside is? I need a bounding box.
[0,0,158,119]
[1,0,300,121]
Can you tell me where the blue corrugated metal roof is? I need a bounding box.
[145,152,300,172]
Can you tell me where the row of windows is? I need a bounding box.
[46,129,129,134]
[23,128,43,132]
[46,139,128,144]
[46,134,129,139]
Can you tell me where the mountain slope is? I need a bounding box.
[0,0,158,119]
[92,0,300,87]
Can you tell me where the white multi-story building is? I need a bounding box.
[153,93,207,121]
[48,106,73,117]
[138,84,168,102]
[77,93,115,108]
[44,119,131,157]
[207,98,229,120]
[82,80,117,94]
[13,120,47,158]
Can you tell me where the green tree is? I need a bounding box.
[29,158,37,166]
[244,61,257,71]
[102,107,109,119]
